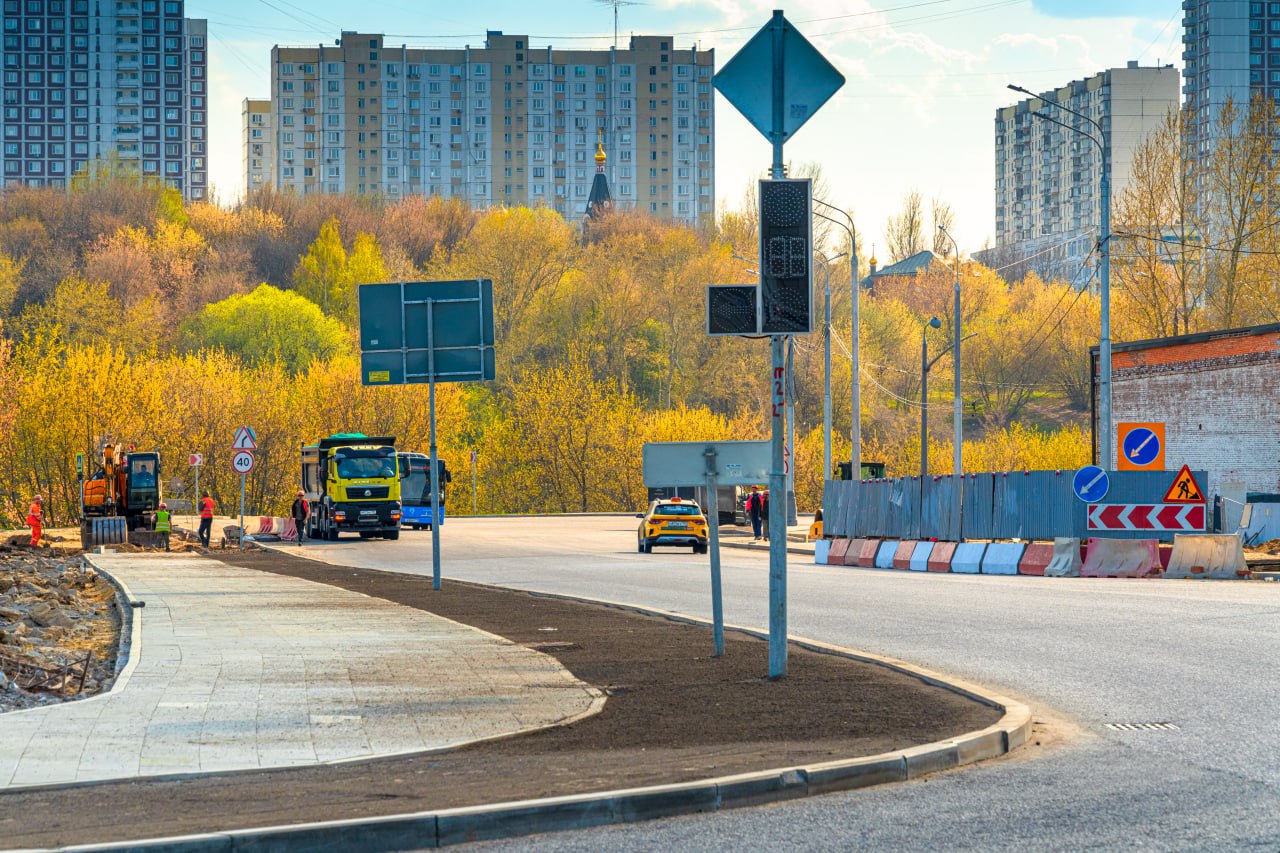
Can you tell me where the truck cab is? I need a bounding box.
[301,434,402,541]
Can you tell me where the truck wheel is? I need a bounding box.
[385,530,400,541]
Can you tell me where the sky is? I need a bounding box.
[189,0,1184,255]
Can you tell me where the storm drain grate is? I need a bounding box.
[1105,722,1180,732]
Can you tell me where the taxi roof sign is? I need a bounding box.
[1163,465,1206,504]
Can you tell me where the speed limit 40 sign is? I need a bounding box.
[231,450,255,474]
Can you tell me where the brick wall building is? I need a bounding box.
[1092,323,1280,503]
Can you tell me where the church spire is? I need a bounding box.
[586,132,613,221]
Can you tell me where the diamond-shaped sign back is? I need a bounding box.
[713,12,844,143]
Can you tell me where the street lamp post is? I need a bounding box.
[813,200,859,478]
[816,252,847,484]
[937,225,963,476]
[1008,83,1112,469]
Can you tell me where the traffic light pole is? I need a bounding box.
[767,9,788,680]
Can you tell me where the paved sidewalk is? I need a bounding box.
[0,554,600,790]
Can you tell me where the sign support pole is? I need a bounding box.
[766,9,788,680]
[238,473,245,552]
[472,451,478,516]
[193,462,199,535]
[428,299,442,591]
[703,447,724,657]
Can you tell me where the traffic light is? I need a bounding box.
[706,284,759,336]
[759,178,812,334]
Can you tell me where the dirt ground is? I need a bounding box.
[0,548,1000,849]
[0,547,121,712]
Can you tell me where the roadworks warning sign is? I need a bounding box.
[1163,465,1205,504]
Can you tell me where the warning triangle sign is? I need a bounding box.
[1163,465,1205,504]
[232,425,257,451]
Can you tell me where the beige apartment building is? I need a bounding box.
[986,62,1178,283]
[242,31,714,225]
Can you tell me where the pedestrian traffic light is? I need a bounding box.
[759,178,812,334]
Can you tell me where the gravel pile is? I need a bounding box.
[0,549,122,712]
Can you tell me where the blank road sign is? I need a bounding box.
[643,440,772,488]
[359,280,496,385]
[712,11,845,143]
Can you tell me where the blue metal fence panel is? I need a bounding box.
[889,477,920,540]
[962,473,995,540]
[823,480,845,537]
[992,470,1075,540]
[920,475,961,541]
[842,480,860,538]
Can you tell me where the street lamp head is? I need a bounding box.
[928,317,942,329]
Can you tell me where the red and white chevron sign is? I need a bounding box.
[1087,503,1205,531]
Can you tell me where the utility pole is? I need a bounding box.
[938,226,963,476]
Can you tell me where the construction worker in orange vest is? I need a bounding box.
[26,495,43,547]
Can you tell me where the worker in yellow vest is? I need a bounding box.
[154,502,172,552]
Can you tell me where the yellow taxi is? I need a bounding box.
[636,497,709,554]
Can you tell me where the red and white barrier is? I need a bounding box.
[892,540,917,570]
[828,538,852,566]
[1082,538,1160,578]
[855,539,880,568]
[1018,543,1054,576]
[927,542,957,573]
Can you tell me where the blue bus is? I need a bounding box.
[397,452,450,530]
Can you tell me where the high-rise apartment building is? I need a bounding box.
[1182,0,1279,155]
[988,63,1178,282]
[242,31,715,225]
[1,0,208,199]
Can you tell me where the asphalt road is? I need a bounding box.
[295,517,1280,851]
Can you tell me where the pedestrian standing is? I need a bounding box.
[154,502,172,552]
[26,495,43,547]
[198,491,214,549]
[760,489,771,542]
[290,490,309,547]
[746,486,763,540]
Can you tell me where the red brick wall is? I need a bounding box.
[1108,328,1280,496]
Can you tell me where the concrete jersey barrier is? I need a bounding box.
[1163,534,1250,580]
[874,541,899,569]
[951,543,987,574]
[981,542,1025,575]
[909,541,933,572]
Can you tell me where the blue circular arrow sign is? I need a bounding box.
[1122,427,1161,467]
[1072,465,1110,503]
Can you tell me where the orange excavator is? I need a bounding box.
[79,442,162,548]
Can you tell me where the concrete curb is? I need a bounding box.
[55,583,1033,853]
[720,539,816,556]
